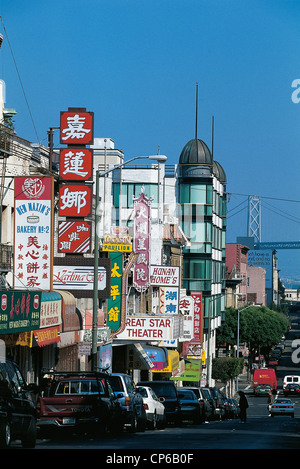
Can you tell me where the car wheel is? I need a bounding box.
[157,414,166,429]
[0,419,11,449]
[150,412,157,430]
[21,418,37,448]
[128,412,138,433]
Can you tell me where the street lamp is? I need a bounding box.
[236,304,260,391]
[91,154,167,370]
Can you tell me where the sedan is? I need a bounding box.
[177,389,202,424]
[254,384,273,396]
[283,383,300,396]
[136,386,166,430]
[270,399,294,418]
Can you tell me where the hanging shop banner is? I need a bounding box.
[179,295,194,341]
[59,184,92,218]
[107,252,123,332]
[159,287,179,314]
[171,358,202,382]
[14,176,54,290]
[150,266,180,287]
[133,189,151,292]
[0,291,41,335]
[40,291,62,328]
[3,331,33,347]
[60,109,94,146]
[60,148,93,181]
[33,326,60,347]
[190,292,202,345]
[58,220,91,253]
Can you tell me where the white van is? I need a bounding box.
[282,375,300,389]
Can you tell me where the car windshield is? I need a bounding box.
[147,383,177,399]
[178,390,194,400]
[274,399,292,405]
[106,376,124,393]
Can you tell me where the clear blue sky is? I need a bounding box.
[1,0,300,284]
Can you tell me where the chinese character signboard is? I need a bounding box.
[14,177,54,290]
[107,253,122,332]
[58,220,91,253]
[60,109,94,145]
[0,291,41,334]
[179,295,194,341]
[190,292,202,345]
[58,107,94,255]
[133,189,151,292]
[60,148,93,181]
[59,184,92,218]
[159,287,179,314]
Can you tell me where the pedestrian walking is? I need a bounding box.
[267,389,273,414]
[238,390,248,423]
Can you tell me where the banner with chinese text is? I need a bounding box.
[107,253,122,332]
[14,177,54,290]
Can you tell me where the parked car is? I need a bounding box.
[183,386,213,421]
[218,391,231,419]
[254,384,273,396]
[136,386,166,429]
[0,359,37,448]
[37,371,122,436]
[227,398,240,419]
[283,383,300,396]
[200,387,217,418]
[270,399,294,418]
[209,387,226,419]
[137,380,181,426]
[177,388,202,424]
[107,373,147,433]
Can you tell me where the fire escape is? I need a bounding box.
[0,123,14,287]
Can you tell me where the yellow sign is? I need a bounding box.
[102,243,132,252]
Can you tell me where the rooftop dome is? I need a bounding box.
[213,160,227,184]
[179,138,213,166]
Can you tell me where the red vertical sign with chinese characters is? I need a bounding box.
[190,292,202,345]
[58,108,94,253]
[133,189,151,292]
[14,177,54,290]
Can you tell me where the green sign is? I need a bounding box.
[171,358,202,382]
[0,291,41,334]
[107,253,122,332]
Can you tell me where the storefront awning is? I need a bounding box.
[127,343,154,370]
[54,290,81,332]
[143,346,168,370]
[171,358,202,382]
[152,349,179,374]
[40,291,62,329]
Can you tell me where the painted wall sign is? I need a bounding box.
[58,220,91,253]
[14,177,53,290]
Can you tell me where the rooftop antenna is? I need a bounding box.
[211,115,214,159]
[195,82,198,141]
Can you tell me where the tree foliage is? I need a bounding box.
[212,357,244,381]
[216,305,289,359]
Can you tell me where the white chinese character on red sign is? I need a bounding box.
[61,114,91,141]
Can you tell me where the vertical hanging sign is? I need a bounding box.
[58,107,94,254]
[14,176,54,290]
[133,188,151,292]
[107,252,122,332]
[190,292,202,345]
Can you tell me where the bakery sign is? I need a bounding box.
[14,176,54,290]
